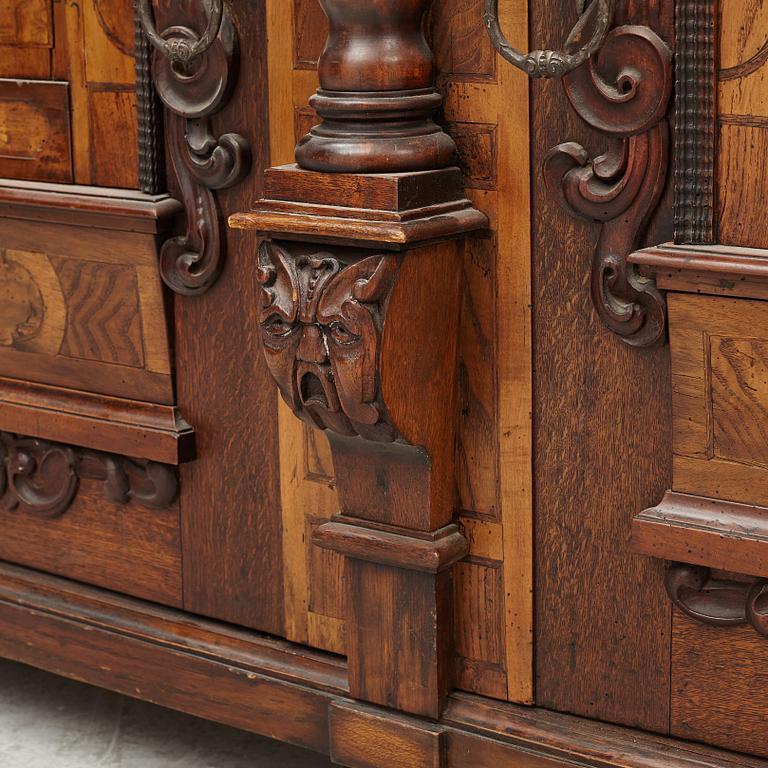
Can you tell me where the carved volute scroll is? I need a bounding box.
[141,1,251,295]
[0,432,178,519]
[231,0,486,720]
[543,25,673,347]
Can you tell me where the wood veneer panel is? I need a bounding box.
[172,0,284,636]
[531,0,674,731]
[672,610,768,758]
[717,0,768,246]
[0,0,52,46]
[0,79,72,182]
[266,0,346,655]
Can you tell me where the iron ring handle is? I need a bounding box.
[483,0,614,78]
[138,0,224,63]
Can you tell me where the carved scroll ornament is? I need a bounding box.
[544,25,672,347]
[142,1,250,295]
[665,563,768,639]
[0,433,178,519]
[257,242,400,443]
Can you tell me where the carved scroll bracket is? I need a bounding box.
[0,433,178,519]
[543,25,672,347]
[145,2,251,296]
[665,563,768,639]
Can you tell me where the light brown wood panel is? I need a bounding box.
[718,0,768,246]
[0,79,72,182]
[439,0,533,703]
[672,610,768,758]
[266,0,533,703]
[266,0,345,657]
[0,0,139,187]
[0,220,173,404]
[0,0,53,46]
[670,293,768,506]
[88,88,139,188]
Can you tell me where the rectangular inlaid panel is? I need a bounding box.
[670,293,768,506]
[0,0,140,187]
[0,79,72,183]
[0,222,173,404]
[0,0,53,46]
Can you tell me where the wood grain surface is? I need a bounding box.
[531,0,675,731]
[171,0,285,636]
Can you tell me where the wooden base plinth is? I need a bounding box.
[316,518,467,719]
[0,561,762,768]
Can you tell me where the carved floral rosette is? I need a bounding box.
[0,432,178,519]
[257,241,401,442]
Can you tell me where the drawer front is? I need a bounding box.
[0,433,182,606]
[0,218,173,404]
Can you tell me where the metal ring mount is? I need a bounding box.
[483,0,614,78]
[137,0,223,63]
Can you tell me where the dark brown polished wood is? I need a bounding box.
[294,0,458,174]
[0,562,763,768]
[231,0,486,720]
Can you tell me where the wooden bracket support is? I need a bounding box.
[230,0,486,721]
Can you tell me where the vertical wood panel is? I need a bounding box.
[437,0,534,703]
[176,0,285,635]
[532,0,674,731]
[266,0,344,654]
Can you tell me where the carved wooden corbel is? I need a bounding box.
[231,0,487,720]
[0,432,178,519]
[138,0,251,295]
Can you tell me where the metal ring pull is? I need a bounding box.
[483,0,614,78]
[138,0,223,63]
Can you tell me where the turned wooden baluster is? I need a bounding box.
[231,0,487,724]
[295,0,457,173]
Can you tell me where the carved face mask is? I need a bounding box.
[257,242,399,441]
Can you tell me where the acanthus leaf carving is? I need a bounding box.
[544,25,672,347]
[257,241,400,442]
[0,432,178,519]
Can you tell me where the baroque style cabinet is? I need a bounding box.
[2,0,768,765]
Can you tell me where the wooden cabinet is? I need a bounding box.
[0,1,767,766]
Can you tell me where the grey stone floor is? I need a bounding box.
[0,659,333,767]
